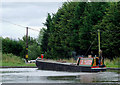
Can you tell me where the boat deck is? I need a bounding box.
[37,60,76,65]
[36,60,94,72]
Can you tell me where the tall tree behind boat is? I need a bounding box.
[93,2,120,59]
[41,2,120,59]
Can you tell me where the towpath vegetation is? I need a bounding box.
[1,53,119,68]
[2,53,35,66]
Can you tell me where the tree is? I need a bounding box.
[41,13,52,53]
[2,37,23,56]
[28,44,41,60]
[93,2,120,59]
[37,28,45,45]
[19,35,40,59]
[41,1,119,59]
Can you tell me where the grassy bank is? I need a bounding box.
[2,53,36,66]
[104,57,120,68]
[1,53,119,68]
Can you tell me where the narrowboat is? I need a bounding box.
[36,30,106,72]
[36,56,106,72]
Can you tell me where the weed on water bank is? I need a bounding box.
[2,53,36,66]
[104,57,120,68]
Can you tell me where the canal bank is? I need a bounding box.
[0,66,120,70]
[0,66,37,68]
[1,83,120,85]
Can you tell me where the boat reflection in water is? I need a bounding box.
[47,71,119,83]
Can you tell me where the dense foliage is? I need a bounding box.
[1,36,41,60]
[41,2,120,59]
[2,37,23,56]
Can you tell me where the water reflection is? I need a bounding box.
[47,71,119,83]
[0,68,120,83]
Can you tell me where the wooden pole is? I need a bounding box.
[25,27,28,63]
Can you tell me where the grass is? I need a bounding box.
[2,53,36,66]
[104,57,120,68]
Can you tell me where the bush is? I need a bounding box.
[2,53,24,64]
[2,38,23,56]
[104,57,120,68]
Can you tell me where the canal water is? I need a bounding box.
[0,68,120,84]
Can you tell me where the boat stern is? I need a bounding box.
[91,65,106,72]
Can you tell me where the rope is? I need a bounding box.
[84,36,97,56]
[0,19,40,32]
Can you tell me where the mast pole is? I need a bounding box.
[98,29,100,57]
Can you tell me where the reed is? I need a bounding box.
[104,57,120,68]
[2,53,35,66]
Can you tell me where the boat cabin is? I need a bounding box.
[76,56,105,67]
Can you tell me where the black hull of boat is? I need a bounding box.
[36,60,106,72]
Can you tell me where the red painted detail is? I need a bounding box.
[91,66,100,68]
[41,54,44,59]
[78,57,82,60]
[79,59,93,65]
